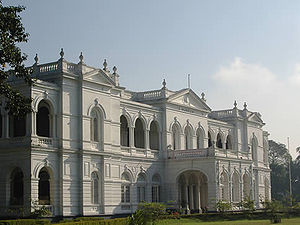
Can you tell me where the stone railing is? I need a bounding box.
[210,109,235,119]
[65,62,78,74]
[133,89,164,101]
[167,148,209,159]
[31,136,57,148]
[38,62,59,73]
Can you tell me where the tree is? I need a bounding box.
[0,1,33,117]
[268,140,291,201]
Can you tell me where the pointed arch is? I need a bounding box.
[184,125,193,149]
[232,171,240,202]
[137,172,147,202]
[149,120,159,150]
[216,133,223,149]
[37,100,54,137]
[251,135,258,162]
[90,107,104,144]
[243,173,251,199]
[91,171,100,204]
[196,126,205,149]
[172,123,181,150]
[38,167,52,205]
[120,115,129,147]
[220,171,229,201]
[134,118,145,148]
[152,173,161,202]
[226,135,233,150]
[121,171,132,203]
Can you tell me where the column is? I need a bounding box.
[145,129,150,150]
[197,185,202,213]
[185,185,189,209]
[32,111,36,136]
[129,126,135,155]
[189,185,194,210]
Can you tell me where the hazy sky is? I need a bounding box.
[7,0,300,157]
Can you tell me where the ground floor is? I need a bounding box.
[0,148,271,217]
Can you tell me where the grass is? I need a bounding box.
[157,217,300,225]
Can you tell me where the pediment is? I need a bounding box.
[83,69,115,86]
[167,89,211,112]
[248,112,264,125]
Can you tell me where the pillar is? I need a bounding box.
[185,185,189,209]
[197,185,202,213]
[189,185,194,210]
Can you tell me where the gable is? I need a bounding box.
[248,112,264,125]
[167,89,211,112]
[83,69,115,86]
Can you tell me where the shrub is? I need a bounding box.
[127,202,166,225]
[0,219,50,225]
[216,200,232,212]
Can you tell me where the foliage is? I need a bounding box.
[0,219,50,225]
[215,200,232,212]
[0,0,33,117]
[53,218,127,225]
[239,195,255,212]
[261,200,283,214]
[30,199,51,218]
[127,202,166,225]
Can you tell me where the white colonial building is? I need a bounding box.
[0,50,271,217]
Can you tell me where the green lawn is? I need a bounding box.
[157,217,300,225]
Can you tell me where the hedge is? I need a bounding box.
[54,218,127,225]
[0,219,50,225]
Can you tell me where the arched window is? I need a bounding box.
[91,109,103,142]
[38,168,50,205]
[220,172,229,201]
[172,124,180,150]
[208,131,212,148]
[121,172,131,203]
[184,126,192,150]
[37,100,51,137]
[232,172,240,202]
[120,115,129,147]
[91,172,99,204]
[216,133,223,149]
[243,173,251,199]
[134,118,145,148]
[152,174,161,202]
[196,128,204,149]
[149,121,159,150]
[10,116,26,137]
[10,168,24,205]
[251,137,257,162]
[137,173,146,202]
[226,135,233,150]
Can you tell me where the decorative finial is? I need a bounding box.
[243,102,247,110]
[60,48,64,59]
[113,66,117,74]
[234,100,237,108]
[201,92,206,101]
[34,54,39,64]
[103,59,108,71]
[79,52,83,63]
[162,79,166,88]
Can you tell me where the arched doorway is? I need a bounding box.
[149,121,159,150]
[177,170,208,213]
[38,167,51,205]
[37,100,52,137]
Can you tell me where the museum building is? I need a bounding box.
[0,50,271,217]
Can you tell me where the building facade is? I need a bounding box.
[0,51,271,217]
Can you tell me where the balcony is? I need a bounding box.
[31,136,58,148]
[166,147,246,160]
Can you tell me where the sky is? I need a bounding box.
[7,0,300,158]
